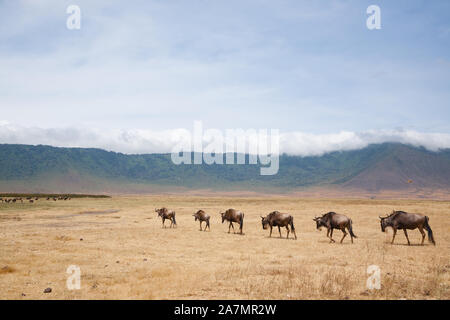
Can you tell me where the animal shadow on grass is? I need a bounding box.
[224,231,245,236]
[390,243,432,247]
[264,236,296,241]
[317,239,354,245]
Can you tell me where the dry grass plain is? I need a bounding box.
[0,195,449,300]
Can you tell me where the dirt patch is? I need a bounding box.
[52,209,121,219]
[54,235,73,241]
[0,266,16,274]
[0,215,22,221]
[80,210,120,215]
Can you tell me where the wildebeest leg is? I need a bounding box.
[329,228,335,243]
[229,222,235,233]
[286,226,290,239]
[340,228,347,244]
[403,229,410,246]
[162,218,165,228]
[349,226,354,244]
[391,228,397,244]
[199,221,203,231]
[418,226,425,245]
[269,226,272,237]
[278,226,282,238]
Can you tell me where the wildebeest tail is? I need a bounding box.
[349,219,357,238]
[290,216,295,231]
[424,216,435,245]
[172,212,177,225]
[240,214,244,231]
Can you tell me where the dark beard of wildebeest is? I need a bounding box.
[261,211,297,240]
[379,210,435,246]
[220,209,244,234]
[155,208,177,228]
[193,210,210,231]
[313,212,357,244]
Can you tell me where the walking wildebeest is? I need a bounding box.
[379,210,435,246]
[313,212,357,243]
[155,208,177,228]
[261,211,297,240]
[220,209,244,234]
[193,210,210,231]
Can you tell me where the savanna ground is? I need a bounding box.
[0,195,449,300]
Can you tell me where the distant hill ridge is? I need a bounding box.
[0,143,449,193]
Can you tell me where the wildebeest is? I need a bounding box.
[193,210,210,231]
[220,209,244,234]
[379,210,435,246]
[261,211,297,240]
[313,212,357,243]
[155,208,177,228]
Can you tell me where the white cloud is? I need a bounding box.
[1,0,450,133]
[1,122,449,156]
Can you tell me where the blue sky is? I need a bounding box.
[0,0,449,153]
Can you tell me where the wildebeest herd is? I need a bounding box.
[0,196,71,203]
[154,207,436,246]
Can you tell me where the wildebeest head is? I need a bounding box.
[193,211,201,221]
[313,216,326,230]
[261,216,269,229]
[379,216,387,232]
[220,212,225,223]
[379,211,395,232]
[155,208,164,218]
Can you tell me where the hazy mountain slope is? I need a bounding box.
[342,144,450,191]
[0,143,449,193]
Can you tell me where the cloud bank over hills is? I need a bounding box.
[1,121,449,156]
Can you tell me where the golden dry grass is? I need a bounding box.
[0,195,449,300]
